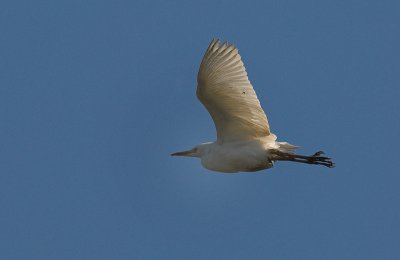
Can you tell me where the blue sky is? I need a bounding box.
[1,0,399,259]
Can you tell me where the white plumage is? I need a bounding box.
[172,39,334,173]
[197,40,270,143]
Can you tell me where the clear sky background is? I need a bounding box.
[1,0,399,259]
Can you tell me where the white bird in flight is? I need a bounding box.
[172,39,334,173]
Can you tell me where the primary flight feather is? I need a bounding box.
[172,39,334,173]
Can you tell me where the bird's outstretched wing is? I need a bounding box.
[197,39,271,143]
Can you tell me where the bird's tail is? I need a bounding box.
[277,142,300,154]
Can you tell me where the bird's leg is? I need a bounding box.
[270,150,335,168]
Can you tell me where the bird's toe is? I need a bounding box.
[312,151,325,157]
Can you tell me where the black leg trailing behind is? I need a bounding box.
[271,150,335,168]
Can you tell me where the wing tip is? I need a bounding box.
[208,38,237,52]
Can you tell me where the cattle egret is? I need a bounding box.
[172,39,334,173]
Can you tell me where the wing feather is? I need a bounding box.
[197,39,271,143]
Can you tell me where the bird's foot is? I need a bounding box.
[306,151,335,168]
[271,149,335,168]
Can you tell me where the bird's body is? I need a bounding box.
[197,139,274,173]
[172,39,334,173]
